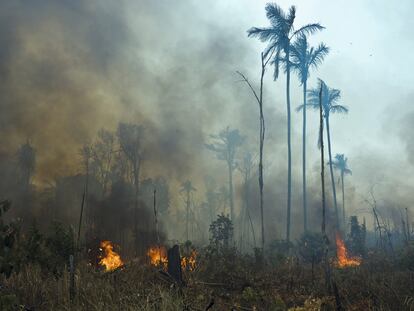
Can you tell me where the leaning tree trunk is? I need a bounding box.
[302,80,308,232]
[286,51,292,243]
[319,83,331,294]
[228,161,234,222]
[341,172,345,230]
[259,53,266,251]
[325,117,339,229]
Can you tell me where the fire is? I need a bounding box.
[147,246,197,271]
[335,233,361,268]
[99,240,124,272]
[181,250,197,271]
[147,246,168,267]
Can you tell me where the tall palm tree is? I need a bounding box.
[291,35,329,233]
[331,153,352,229]
[248,3,324,242]
[300,79,348,228]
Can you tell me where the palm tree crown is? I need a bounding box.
[331,154,352,176]
[290,35,329,84]
[300,79,348,118]
[247,3,324,79]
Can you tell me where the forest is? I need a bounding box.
[1,1,414,310]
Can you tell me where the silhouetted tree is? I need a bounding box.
[205,127,244,222]
[91,129,115,198]
[248,3,324,242]
[331,153,352,229]
[16,141,36,193]
[302,79,348,229]
[237,51,272,251]
[292,35,329,232]
[238,152,256,250]
[204,176,219,224]
[117,123,144,254]
[180,180,196,242]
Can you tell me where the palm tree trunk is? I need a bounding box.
[302,80,307,232]
[341,172,345,229]
[319,87,326,235]
[286,52,292,243]
[228,161,234,222]
[325,117,339,229]
[259,53,266,251]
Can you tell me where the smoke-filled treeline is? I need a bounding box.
[0,0,414,258]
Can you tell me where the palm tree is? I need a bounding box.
[247,3,324,242]
[331,153,352,229]
[205,127,244,222]
[180,180,196,242]
[300,79,348,228]
[291,35,329,233]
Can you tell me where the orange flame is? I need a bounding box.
[99,240,124,271]
[335,233,361,268]
[147,246,168,267]
[181,250,197,271]
[147,246,197,271]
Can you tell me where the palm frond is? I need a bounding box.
[296,103,319,112]
[247,27,278,42]
[286,5,296,28]
[330,104,348,114]
[265,3,287,29]
[292,23,324,39]
[328,88,341,104]
[309,43,330,69]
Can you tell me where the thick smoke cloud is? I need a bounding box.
[1,0,413,241]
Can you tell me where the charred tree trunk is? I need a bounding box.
[167,245,183,284]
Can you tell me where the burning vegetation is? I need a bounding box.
[99,240,124,272]
[335,233,361,268]
[147,245,198,271]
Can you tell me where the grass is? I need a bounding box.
[1,251,414,310]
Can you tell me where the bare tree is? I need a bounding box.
[236,51,272,251]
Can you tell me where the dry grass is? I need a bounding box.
[1,255,414,310]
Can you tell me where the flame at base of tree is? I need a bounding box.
[99,240,124,272]
[147,246,168,266]
[335,233,361,268]
[147,246,197,271]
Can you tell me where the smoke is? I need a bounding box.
[1,0,413,243]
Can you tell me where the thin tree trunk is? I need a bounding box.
[133,158,141,255]
[341,172,345,229]
[302,80,307,232]
[320,83,331,294]
[77,159,89,250]
[259,53,266,251]
[320,87,326,236]
[228,161,234,222]
[325,117,339,229]
[286,51,292,243]
[406,207,410,240]
[186,190,190,241]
